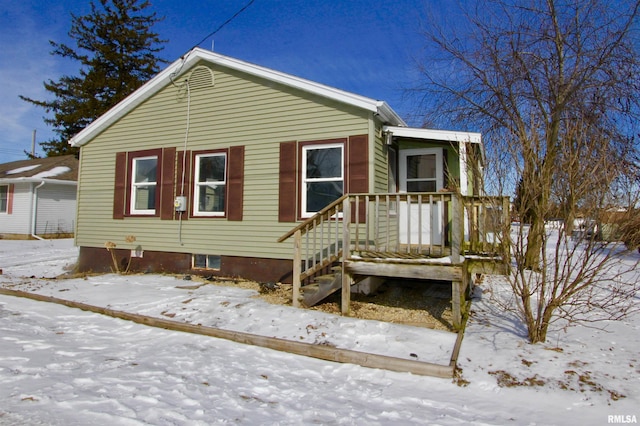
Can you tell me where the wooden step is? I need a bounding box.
[314,274,337,284]
[302,272,342,307]
[300,283,319,293]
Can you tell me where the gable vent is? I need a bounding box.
[186,65,215,90]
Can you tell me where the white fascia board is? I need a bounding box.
[0,178,77,186]
[383,125,481,144]
[70,48,406,147]
[376,102,406,126]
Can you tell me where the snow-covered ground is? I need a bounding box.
[0,239,638,425]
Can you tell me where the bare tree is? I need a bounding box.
[415,0,640,343]
[509,119,639,343]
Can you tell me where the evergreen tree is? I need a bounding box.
[21,0,166,157]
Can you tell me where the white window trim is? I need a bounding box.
[301,142,344,218]
[398,148,443,193]
[130,155,158,215]
[193,152,227,217]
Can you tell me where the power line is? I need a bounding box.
[191,0,256,50]
[170,0,256,87]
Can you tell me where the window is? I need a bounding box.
[114,147,242,221]
[278,136,366,223]
[0,185,7,213]
[301,143,344,217]
[130,155,158,215]
[114,148,171,219]
[193,152,227,216]
[193,254,221,270]
[399,148,443,194]
[405,153,438,192]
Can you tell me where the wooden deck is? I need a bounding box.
[348,250,464,281]
[278,192,510,329]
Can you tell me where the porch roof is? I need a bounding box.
[383,126,481,144]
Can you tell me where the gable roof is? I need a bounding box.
[69,48,407,148]
[0,155,78,184]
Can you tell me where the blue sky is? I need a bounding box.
[0,0,451,162]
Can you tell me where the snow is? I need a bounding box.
[0,239,638,425]
[32,166,71,179]
[5,165,40,175]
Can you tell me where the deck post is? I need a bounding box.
[452,279,462,329]
[451,194,462,264]
[292,229,302,308]
[341,198,351,316]
[452,262,470,330]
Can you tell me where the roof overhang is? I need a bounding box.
[0,178,77,186]
[383,126,481,144]
[70,48,406,147]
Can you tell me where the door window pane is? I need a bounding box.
[407,181,437,192]
[405,154,437,192]
[407,154,436,179]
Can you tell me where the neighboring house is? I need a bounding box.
[69,48,507,326]
[0,155,78,239]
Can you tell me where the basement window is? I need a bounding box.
[193,254,221,270]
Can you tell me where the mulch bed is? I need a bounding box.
[200,276,455,332]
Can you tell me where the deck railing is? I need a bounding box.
[278,192,509,306]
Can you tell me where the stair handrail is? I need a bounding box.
[277,194,349,243]
[277,194,350,308]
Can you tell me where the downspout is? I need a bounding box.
[31,181,45,240]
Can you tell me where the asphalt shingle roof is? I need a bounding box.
[0,155,78,182]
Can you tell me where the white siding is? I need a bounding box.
[0,183,32,235]
[35,184,77,235]
[0,182,76,237]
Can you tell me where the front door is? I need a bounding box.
[398,148,444,246]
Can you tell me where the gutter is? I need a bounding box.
[0,177,76,186]
[31,181,45,240]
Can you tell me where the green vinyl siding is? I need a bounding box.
[373,123,389,193]
[76,61,372,260]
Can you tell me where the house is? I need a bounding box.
[69,48,508,326]
[0,155,78,239]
